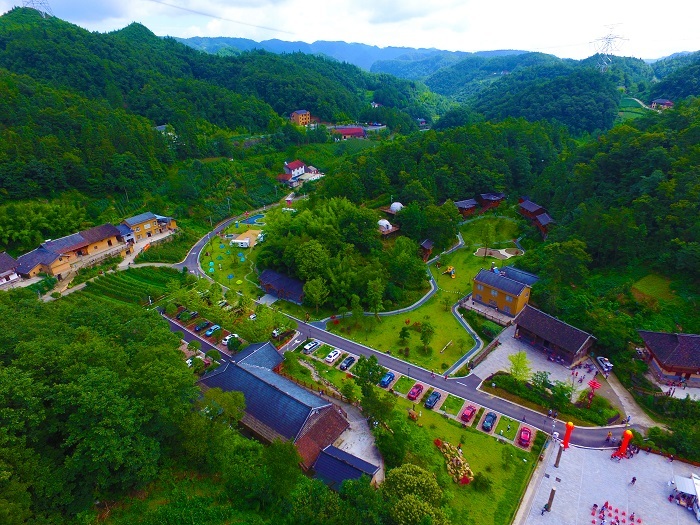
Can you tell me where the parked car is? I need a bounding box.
[518,426,532,446]
[407,383,424,401]
[221,334,237,346]
[249,313,257,321]
[424,391,442,409]
[189,311,199,320]
[339,356,356,370]
[194,321,211,331]
[596,356,613,372]
[272,328,281,338]
[482,411,497,432]
[302,340,320,354]
[205,325,221,337]
[175,310,188,320]
[325,349,341,364]
[379,371,395,388]
[460,405,477,422]
[217,300,227,307]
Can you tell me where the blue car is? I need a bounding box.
[204,325,221,337]
[482,412,497,432]
[379,372,395,388]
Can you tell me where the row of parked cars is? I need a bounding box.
[303,340,356,371]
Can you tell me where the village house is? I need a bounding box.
[472,266,533,317]
[518,197,555,239]
[122,212,177,242]
[16,224,125,279]
[420,239,434,262]
[199,342,351,470]
[259,269,305,304]
[455,198,478,218]
[638,330,700,387]
[514,304,596,367]
[290,109,311,126]
[650,98,674,110]
[0,252,20,287]
[314,445,380,488]
[332,127,366,140]
[477,192,506,211]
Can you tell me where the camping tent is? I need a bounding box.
[389,202,404,213]
[378,219,392,231]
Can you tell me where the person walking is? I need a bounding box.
[631,476,637,485]
[606,431,612,442]
[541,504,549,515]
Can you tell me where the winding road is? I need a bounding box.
[164,209,640,449]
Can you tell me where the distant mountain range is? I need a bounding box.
[174,36,528,72]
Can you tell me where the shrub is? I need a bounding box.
[471,472,493,492]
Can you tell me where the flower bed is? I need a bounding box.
[434,439,475,484]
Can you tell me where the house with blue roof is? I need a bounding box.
[472,267,533,317]
[199,342,349,469]
[121,212,177,242]
[314,445,380,489]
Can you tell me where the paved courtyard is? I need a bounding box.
[473,325,611,400]
[521,444,700,525]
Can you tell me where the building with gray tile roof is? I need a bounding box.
[474,268,527,296]
[500,266,540,287]
[638,330,700,387]
[123,212,158,227]
[314,445,379,489]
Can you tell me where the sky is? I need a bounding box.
[4,0,700,60]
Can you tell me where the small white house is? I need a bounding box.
[229,238,250,248]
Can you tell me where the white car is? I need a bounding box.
[596,356,613,371]
[221,334,238,346]
[303,340,320,354]
[325,349,341,364]
[249,313,257,321]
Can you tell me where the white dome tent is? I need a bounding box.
[378,219,393,232]
[389,202,404,213]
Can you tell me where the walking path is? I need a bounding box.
[605,373,657,430]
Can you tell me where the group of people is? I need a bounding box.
[591,502,636,525]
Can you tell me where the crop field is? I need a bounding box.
[82,267,186,305]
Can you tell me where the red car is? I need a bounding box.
[407,383,424,401]
[460,405,477,422]
[518,427,532,446]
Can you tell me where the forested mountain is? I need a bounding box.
[649,54,700,101]
[472,65,621,135]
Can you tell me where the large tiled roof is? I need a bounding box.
[501,266,539,286]
[286,160,306,170]
[295,408,349,468]
[0,252,17,273]
[535,213,555,226]
[16,247,59,274]
[292,110,309,115]
[116,224,133,236]
[519,200,544,213]
[314,445,379,487]
[454,198,478,209]
[479,192,505,201]
[516,305,595,354]
[638,330,700,369]
[123,212,157,226]
[199,342,330,440]
[43,232,88,253]
[474,268,528,296]
[80,224,121,244]
[420,239,434,250]
[259,269,305,303]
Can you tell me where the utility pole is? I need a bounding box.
[22,0,54,17]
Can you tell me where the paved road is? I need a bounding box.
[287,316,640,448]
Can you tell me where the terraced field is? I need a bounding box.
[81,267,186,305]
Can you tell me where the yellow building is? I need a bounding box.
[122,212,177,242]
[290,110,311,126]
[16,224,125,280]
[472,267,534,317]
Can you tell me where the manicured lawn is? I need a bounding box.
[632,274,676,301]
[440,394,465,415]
[393,375,414,394]
[394,396,540,525]
[494,415,519,440]
[460,216,523,248]
[328,289,475,372]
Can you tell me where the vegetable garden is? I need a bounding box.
[82,267,186,305]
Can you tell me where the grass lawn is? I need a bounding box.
[632,274,676,301]
[494,415,519,441]
[393,375,414,394]
[459,216,523,248]
[328,289,475,372]
[440,394,465,416]
[395,396,540,525]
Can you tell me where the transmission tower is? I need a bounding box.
[591,25,626,72]
[22,0,54,18]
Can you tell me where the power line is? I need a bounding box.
[143,0,293,35]
[22,0,54,18]
[591,24,627,72]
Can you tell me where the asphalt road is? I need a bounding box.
[289,317,639,449]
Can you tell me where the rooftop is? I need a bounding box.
[500,265,540,286]
[474,268,528,296]
[455,198,478,209]
[515,305,595,354]
[518,200,545,214]
[314,445,379,488]
[638,330,700,370]
[123,212,157,227]
[80,224,121,244]
[0,252,17,273]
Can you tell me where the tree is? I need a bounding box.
[399,326,410,344]
[382,464,442,507]
[187,339,201,352]
[352,355,386,392]
[531,370,552,395]
[340,380,360,403]
[441,295,452,311]
[304,277,329,313]
[481,221,495,259]
[543,239,592,284]
[550,380,575,408]
[508,351,532,382]
[199,387,246,427]
[366,278,385,319]
[420,321,435,350]
[350,294,363,327]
